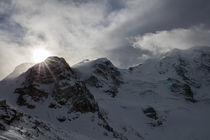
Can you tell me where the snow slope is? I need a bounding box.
[3,63,34,81]
[0,47,210,140]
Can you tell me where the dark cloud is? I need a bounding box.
[106,0,126,12]
[0,19,26,44]
[111,0,210,38]
[0,0,26,44]
[107,46,152,68]
[105,0,210,66]
[162,0,210,28]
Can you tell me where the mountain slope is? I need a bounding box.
[0,47,210,140]
[0,56,126,140]
[73,58,123,97]
[2,63,34,81]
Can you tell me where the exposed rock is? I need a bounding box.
[25,56,75,84]
[0,100,23,131]
[143,107,158,120]
[174,57,200,88]
[11,57,127,139]
[15,85,48,102]
[16,94,36,109]
[86,75,103,88]
[168,78,196,102]
[48,103,57,109]
[76,58,123,97]
[57,116,66,122]
[14,56,99,113]
[143,107,163,127]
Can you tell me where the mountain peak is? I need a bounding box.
[44,56,67,64]
[73,57,122,97]
[25,56,75,84]
[13,56,99,113]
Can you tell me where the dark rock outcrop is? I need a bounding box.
[85,58,123,97]
[25,56,75,84]
[174,57,200,88]
[168,78,196,102]
[143,107,163,127]
[14,56,99,113]
[143,107,158,120]
[0,100,23,131]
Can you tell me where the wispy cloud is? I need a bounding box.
[132,27,210,55]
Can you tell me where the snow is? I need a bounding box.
[1,47,210,140]
[72,58,111,80]
[3,63,34,81]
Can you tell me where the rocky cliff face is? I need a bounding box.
[0,99,79,139]
[14,56,99,113]
[73,58,123,97]
[9,56,125,140]
[0,100,22,131]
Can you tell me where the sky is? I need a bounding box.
[0,0,210,80]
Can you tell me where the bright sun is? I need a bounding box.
[32,48,51,63]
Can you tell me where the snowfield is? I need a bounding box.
[0,47,210,140]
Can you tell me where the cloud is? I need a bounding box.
[106,46,152,68]
[132,27,210,55]
[0,0,210,79]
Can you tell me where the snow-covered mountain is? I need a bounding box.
[0,47,210,140]
[3,63,34,81]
